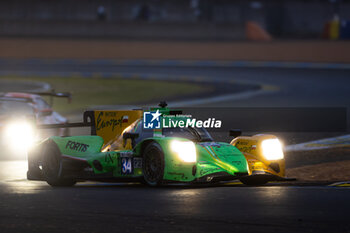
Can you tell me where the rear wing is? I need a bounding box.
[37,110,143,145]
[29,91,72,104]
[30,91,71,98]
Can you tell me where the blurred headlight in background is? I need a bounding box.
[261,138,284,160]
[4,121,35,151]
[171,140,196,163]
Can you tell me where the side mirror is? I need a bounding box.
[123,132,139,140]
[123,132,139,148]
[229,129,242,138]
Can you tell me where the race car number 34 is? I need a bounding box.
[121,158,133,174]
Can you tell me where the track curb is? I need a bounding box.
[329,181,350,187]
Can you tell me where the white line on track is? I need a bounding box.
[285,134,350,152]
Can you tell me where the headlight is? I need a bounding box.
[170,140,196,163]
[261,139,284,160]
[4,121,35,151]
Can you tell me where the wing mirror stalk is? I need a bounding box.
[123,132,139,148]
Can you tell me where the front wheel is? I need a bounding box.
[42,140,76,187]
[142,142,165,186]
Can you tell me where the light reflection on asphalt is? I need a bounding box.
[0,160,47,194]
[0,160,28,181]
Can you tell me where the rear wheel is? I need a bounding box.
[239,176,268,186]
[142,142,165,186]
[42,140,76,187]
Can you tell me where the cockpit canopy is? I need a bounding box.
[102,118,213,151]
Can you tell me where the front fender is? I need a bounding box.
[231,134,285,178]
[135,137,197,182]
[136,138,249,182]
[196,142,249,178]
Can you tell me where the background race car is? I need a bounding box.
[231,133,288,185]
[4,92,70,137]
[0,91,71,159]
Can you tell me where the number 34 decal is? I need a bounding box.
[121,158,133,174]
[121,157,142,175]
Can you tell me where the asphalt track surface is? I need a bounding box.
[0,161,349,233]
[0,61,350,232]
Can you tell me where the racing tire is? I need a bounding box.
[142,142,165,186]
[42,140,76,187]
[239,176,268,186]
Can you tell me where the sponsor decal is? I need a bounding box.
[133,158,142,169]
[122,115,129,123]
[66,141,89,152]
[96,111,123,131]
[104,153,114,163]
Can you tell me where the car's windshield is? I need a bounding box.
[162,127,213,142]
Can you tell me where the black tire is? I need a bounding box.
[239,176,268,186]
[27,145,43,180]
[142,142,165,186]
[42,140,76,187]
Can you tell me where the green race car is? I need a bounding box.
[27,104,251,186]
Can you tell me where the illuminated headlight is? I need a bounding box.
[4,121,35,151]
[261,139,284,160]
[170,140,196,163]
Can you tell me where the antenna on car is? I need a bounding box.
[158,101,168,108]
